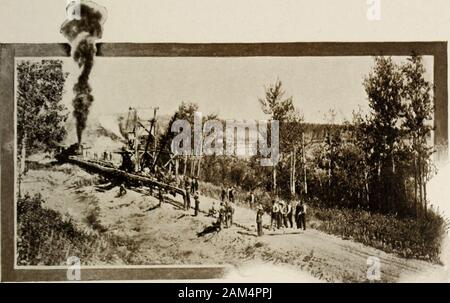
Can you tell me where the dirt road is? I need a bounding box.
[21,164,445,282]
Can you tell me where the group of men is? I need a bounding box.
[184,176,199,194]
[212,187,235,229]
[183,189,201,215]
[181,177,307,236]
[270,198,307,231]
[221,186,236,203]
[183,176,201,216]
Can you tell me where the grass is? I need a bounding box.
[308,206,448,264]
[17,193,139,266]
[198,181,273,210]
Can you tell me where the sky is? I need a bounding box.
[45,55,431,124]
[0,0,439,125]
[3,0,450,282]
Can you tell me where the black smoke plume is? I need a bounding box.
[60,1,107,144]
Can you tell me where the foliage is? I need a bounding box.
[17,193,138,265]
[16,60,69,153]
[309,205,447,263]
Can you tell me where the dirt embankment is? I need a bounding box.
[20,163,445,282]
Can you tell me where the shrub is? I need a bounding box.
[309,205,447,263]
[17,193,137,265]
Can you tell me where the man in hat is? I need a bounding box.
[190,178,196,194]
[226,201,234,227]
[158,187,164,207]
[218,202,227,229]
[271,199,280,230]
[248,191,255,209]
[297,200,307,230]
[208,201,218,217]
[256,204,265,236]
[220,186,227,202]
[194,191,200,216]
[193,177,199,193]
[184,185,191,211]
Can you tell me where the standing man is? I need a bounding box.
[277,200,284,229]
[184,186,191,211]
[226,202,235,227]
[221,186,227,202]
[248,191,255,209]
[256,204,264,236]
[271,199,280,230]
[194,191,200,216]
[284,200,293,228]
[190,178,195,194]
[184,176,191,190]
[193,177,199,193]
[158,188,164,207]
[295,197,302,229]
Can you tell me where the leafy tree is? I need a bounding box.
[16,60,69,173]
[258,80,303,195]
[401,55,434,216]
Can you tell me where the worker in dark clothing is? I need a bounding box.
[119,150,133,173]
[194,192,200,216]
[247,191,255,209]
[256,204,264,236]
[184,177,191,189]
[228,186,235,203]
[218,202,226,229]
[184,186,191,211]
[193,177,199,192]
[295,199,302,229]
[117,183,127,197]
[221,186,227,201]
[190,178,195,194]
[296,201,307,230]
[277,201,283,229]
[225,201,235,227]
[158,188,164,207]
[270,200,278,230]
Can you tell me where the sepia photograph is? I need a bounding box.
[1,0,450,285]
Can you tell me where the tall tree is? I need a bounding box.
[258,80,303,196]
[401,55,434,216]
[17,60,69,174]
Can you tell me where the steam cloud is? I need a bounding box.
[60,1,107,144]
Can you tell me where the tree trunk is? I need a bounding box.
[302,134,307,195]
[365,169,369,206]
[423,161,427,215]
[273,165,277,194]
[175,158,179,180]
[414,154,418,218]
[190,158,195,176]
[418,155,423,216]
[292,147,296,195]
[20,132,27,176]
[197,156,202,178]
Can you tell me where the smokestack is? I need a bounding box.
[60,1,107,144]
